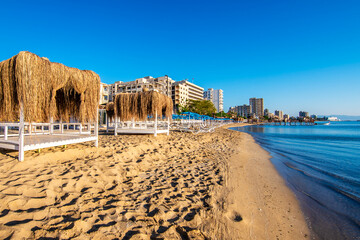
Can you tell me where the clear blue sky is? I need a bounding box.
[1,0,360,116]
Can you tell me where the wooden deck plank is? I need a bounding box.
[115,129,169,134]
[27,134,94,145]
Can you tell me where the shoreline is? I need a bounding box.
[0,123,309,239]
[217,123,310,239]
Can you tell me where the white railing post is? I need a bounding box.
[19,103,25,162]
[4,126,8,140]
[154,111,158,137]
[79,123,82,134]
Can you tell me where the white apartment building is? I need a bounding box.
[109,76,175,101]
[203,88,223,113]
[172,80,204,109]
[99,83,110,105]
[230,104,251,117]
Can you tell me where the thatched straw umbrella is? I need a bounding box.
[0,51,100,123]
[109,91,173,121]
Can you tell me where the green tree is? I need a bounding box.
[215,111,231,118]
[176,104,189,114]
[181,100,217,116]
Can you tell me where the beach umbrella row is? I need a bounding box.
[172,112,233,121]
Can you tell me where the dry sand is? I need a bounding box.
[0,124,309,239]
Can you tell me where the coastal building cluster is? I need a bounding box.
[264,109,289,120]
[264,110,334,121]
[229,97,264,118]
[229,99,330,121]
[100,75,223,113]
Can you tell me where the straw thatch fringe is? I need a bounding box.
[105,102,115,121]
[0,51,100,123]
[110,91,172,121]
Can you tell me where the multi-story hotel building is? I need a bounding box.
[275,110,284,120]
[107,76,206,113]
[238,104,251,117]
[249,97,264,117]
[203,88,223,113]
[172,80,204,109]
[109,76,175,101]
[99,83,110,105]
[172,82,189,107]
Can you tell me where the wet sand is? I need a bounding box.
[0,123,309,239]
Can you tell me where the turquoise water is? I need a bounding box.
[231,122,360,240]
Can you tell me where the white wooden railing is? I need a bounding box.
[106,116,170,136]
[109,120,169,129]
[0,122,96,139]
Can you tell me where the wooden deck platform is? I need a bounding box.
[0,104,99,161]
[0,134,97,151]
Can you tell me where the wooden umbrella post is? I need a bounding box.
[114,117,118,136]
[167,117,170,136]
[106,113,109,133]
[60,120,64,134]
[95,108,99,147]
[154,111,158,137]
[29,123,32,135]
[18,102,25,162]
[50,117,54,135]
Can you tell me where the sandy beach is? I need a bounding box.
[0,124,309,239]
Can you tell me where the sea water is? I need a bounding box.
[231,122,360,240]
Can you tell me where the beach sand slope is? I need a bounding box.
[0,124,309,239]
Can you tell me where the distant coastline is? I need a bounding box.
[320,115,360,121]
